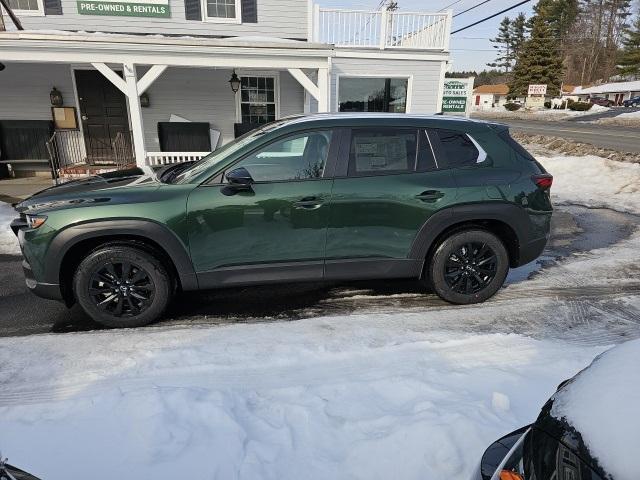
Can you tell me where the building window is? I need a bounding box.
[205,0,238,20]
[240,76,277,125]
[339,77,408,113]
[6,0,43,13]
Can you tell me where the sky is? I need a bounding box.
[316,0,537,71]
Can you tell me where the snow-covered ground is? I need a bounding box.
[0,152,639,480]
[0,203,20,255]
[0,322,608,480]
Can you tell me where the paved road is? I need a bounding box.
[1,204,638,338]
[474,117,640,153]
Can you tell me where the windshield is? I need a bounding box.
[173,120,291,184]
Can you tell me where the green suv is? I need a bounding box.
[11,114,553,327]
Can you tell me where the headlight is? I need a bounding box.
[25,214,47,229]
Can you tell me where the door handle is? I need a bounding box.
[294,196,323,210]
[81,115,88,121]
[415,190,445,202]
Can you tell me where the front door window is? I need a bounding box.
[230,130,332,182]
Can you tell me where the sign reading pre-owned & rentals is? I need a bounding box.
[78,0,170,17]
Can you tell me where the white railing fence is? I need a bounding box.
[313,7,451,50]
[146,152,209,165]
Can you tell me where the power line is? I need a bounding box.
[453,0,492,18]
[451,0,532,34]
[439,0,466,12]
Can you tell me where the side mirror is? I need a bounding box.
[225,167,254,189]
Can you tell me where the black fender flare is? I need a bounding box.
[44,219,198,290]
[408,202,530,264]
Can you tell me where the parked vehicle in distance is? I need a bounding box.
[622,96,640,107]
[12,114,553,328]
[476,338,639,480]
[588,96,614,107]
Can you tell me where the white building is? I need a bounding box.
[0,0,452,176]
[573,80,640,106]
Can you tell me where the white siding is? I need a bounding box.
[0,63,75,121]
[330,56,444,114]
[14,0,308,39]
[141,67,304,149]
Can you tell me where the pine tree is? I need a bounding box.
[509,13,564,96]
[618,13,640,77]
[509,13,527,60]
[487,17,513,72]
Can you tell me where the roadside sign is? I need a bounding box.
[441,77,474,117]
[528,84,547,95]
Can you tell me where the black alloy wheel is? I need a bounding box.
[444,242,498,295]
[74,244,172,328]
[89,261,155,317]
[427,229,509,305]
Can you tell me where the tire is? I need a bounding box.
[73,244,172,328]
[426,229,509,305]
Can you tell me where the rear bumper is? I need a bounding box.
[22,258,63,301]
[516,235,548,267]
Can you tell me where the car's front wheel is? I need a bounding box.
[426,229,509,305]
[73,244,172,328]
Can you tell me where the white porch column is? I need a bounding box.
[123,62,147,167]
[92,61,168,167]
[317,67,330,113]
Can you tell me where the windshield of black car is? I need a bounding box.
[172,120,291,184]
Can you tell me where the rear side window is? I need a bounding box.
[498,129,536,162]
[429,128,481,169]
[348,128,417,176]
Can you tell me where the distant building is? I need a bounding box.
[472,84,526,110]
[573,81,640,106]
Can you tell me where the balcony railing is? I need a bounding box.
[146,151,209,165]
[312,7,451,50]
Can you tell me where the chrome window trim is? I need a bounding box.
[467,134,488,164]
[424,130,439,169]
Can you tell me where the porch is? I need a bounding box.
[0,32,332,172]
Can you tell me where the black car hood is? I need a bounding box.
[16,166,160,213]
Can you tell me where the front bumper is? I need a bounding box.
[13,216,63,302]
[22,258,62,301]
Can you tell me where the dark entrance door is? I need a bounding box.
[75,70,130,164]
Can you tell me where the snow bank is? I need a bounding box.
[537,155,640,214]
[0,317,605,480]
[0,202,20,255]
[616,109,640,119]
[534,104,609,118]
[551,339,640,480]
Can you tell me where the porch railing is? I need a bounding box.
[146,152,210,165]
[312,7,451,50]
[46,130,135,183]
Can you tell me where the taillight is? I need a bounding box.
[532,174,553,190]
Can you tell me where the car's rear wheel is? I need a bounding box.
[426,229,509,305]
[73,244,172,328]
